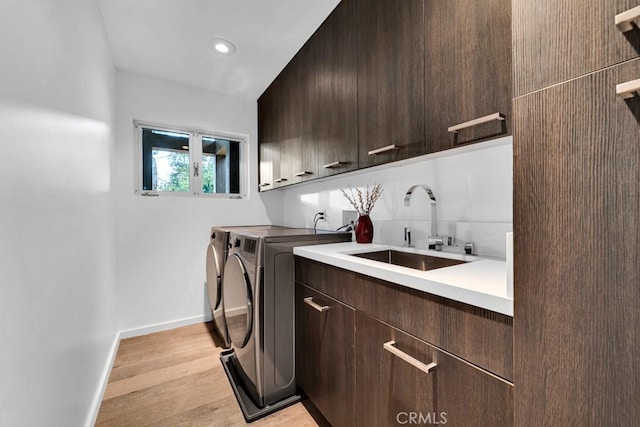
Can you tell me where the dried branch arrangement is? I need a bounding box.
[341,183,383,216]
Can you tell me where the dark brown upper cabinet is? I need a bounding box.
[258,50,312,190]
[514,1,640,97]
[425,0,512,150]
[266,75,290,189]
[257,81,279,191]
[283,47,316,186]
[310,0,358,178]
[356,0,426,168]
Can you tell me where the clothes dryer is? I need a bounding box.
[221,228,351,418]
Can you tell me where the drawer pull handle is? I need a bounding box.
[616,78,640,99]
[616,5,640,32]
[294,171,313,177]
[259,183,271,187]
[368,144,400,155]
[274,177,288,183]
[383,340,437,374]
[303,297,330,312]
[323,161,345,169]
[448,112,505,133]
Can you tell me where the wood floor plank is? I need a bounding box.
[109,343,220,383]
[103,354,220,400]
[96,322,322,426]
[97,369,229,426]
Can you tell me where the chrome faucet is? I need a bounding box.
[404,185,448,251]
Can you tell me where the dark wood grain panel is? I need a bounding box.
[424,0,512,149]
[513,58,640,425]
[309,0,358,178]
[295,257,513,380]
[284,46,316,185]
[295,284,356,427]
[357,0,425,168]
[356,312,513,427]
[514,0,640,96]
[257,85,276,191]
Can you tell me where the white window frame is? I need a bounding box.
[134,120,248,198]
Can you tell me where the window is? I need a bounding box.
[135,122,245,197]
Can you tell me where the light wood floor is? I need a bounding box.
[96,322,326,426]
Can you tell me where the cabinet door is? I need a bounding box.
[257,84,277,191]
[270,73,291,189]
[356,312,513,427]
[425,0,512,150]
[295,283,356,427]
[514,0,640,96]
[258,141,273,191]
[514,59,640,425]
[276,46,317,188]
[357,0,425,168]
[310,0,358,178]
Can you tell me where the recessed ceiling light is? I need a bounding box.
[210,38,237,56]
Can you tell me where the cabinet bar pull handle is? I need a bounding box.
[383,340,437,374]
[616,6,640,32]
[616,78,640,99]
[294,171,313,177]
[259,183,271,187]
[368,144,400,155]
[323,161,345,169]
[303,297,330,312]
[274,177,288,183]
[448,112,506,133]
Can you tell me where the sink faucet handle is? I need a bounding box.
[404,227,414,247]
[464,242,474,255]
[428,235,444,251]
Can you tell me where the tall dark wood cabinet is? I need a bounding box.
[424,0,512,150]
[514,2,640,424]
[295,283,356,427]
[356,0,426,168]
[514,57,640,427]
[310,0,358,178]
[513,1,640,96]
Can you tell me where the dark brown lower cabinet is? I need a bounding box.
[295,283,356,427]
[356,312,513,427]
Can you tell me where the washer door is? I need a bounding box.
[205,244,221,310]
[223,253,253,349]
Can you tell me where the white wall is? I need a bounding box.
[115,70,283,332]
[0,0,118,426]
[281,139,513,258]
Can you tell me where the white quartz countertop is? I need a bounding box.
[293,242,513,317]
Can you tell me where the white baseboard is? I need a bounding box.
[84,312,215,425]
[85,332,120,427]
[119,312,213,339]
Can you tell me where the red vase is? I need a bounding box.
[354,215,374,243]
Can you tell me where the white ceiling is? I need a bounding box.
[98,0,340,100]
